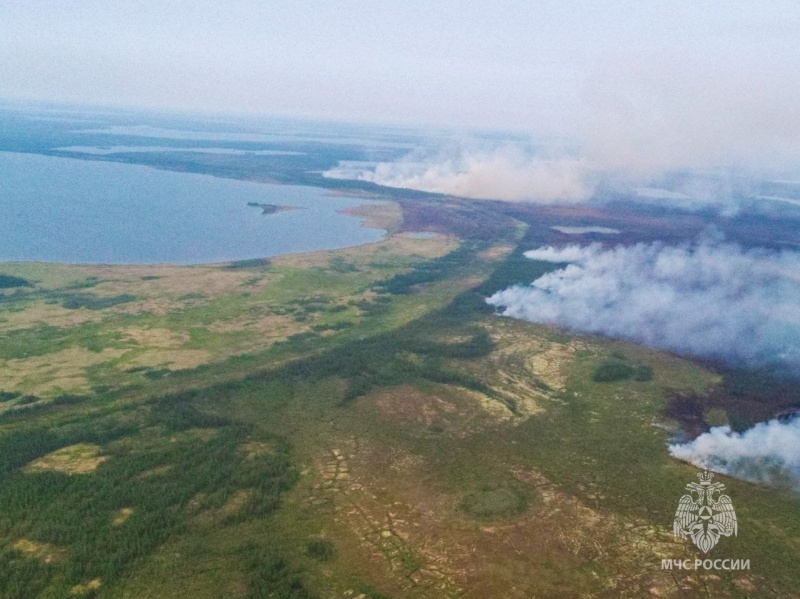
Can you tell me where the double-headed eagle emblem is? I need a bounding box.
[673,470,737,553]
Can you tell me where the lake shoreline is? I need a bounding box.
[0,151,388,265]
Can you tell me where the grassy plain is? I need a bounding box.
[0,207,456,404]
[0,199,799,598]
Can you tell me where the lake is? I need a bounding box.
[0,152,386,264]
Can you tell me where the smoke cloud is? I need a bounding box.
[324,143,593,203]
[322,35,800,210]
[669,419,800,488]
[486,242,800,370]
[324,137,800,210]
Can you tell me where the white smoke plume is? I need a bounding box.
[486,242,800,370]
[324,142,593,203]
[323,138,800,210]
[669,419,800,488]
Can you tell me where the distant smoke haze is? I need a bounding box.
[324,137,800,209]
[324,143,593,203]
[322,43,800,209]
[486,242,800,370]
[4,2,800,196]
[580,47,800,177]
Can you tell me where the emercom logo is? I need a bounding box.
[673,469,738,553]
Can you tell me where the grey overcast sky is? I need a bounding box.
[2,1,800,161]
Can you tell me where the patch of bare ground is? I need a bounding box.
[487,320,588,393]
[338,202,403,231]
[0,262,272,301]
[12,539,68,564]
[446,321,579,423]
[527,339,586,392]
[84,267,279,316]
[192,489,253,526]
[169,428,219,444]
[1,302,106,331]
[92,264,270,297]
[456,387,517,423]
[0,347,126,396]
[373,386,459,427]
[137,465,173,479]
[239,440,275,459]
[70,578,102,596]
[369,385,517,437]
[218,489,253,519]
[123,327,190,347]
[327,189,386,199]
[205,313,299,336]
[24,443,107,475]
[451,275,485,293]
[478,243,515,261]
[274,233,458,270]
[119,327,214,371]
[112,507,134,526]
[383,234,459,260]
[123,349,212,371]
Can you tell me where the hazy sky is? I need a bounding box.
[3,1,800,151]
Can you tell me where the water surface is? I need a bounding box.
[56,146,304,156]
[0,152,385,264]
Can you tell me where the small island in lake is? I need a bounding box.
[247,202,305,215]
